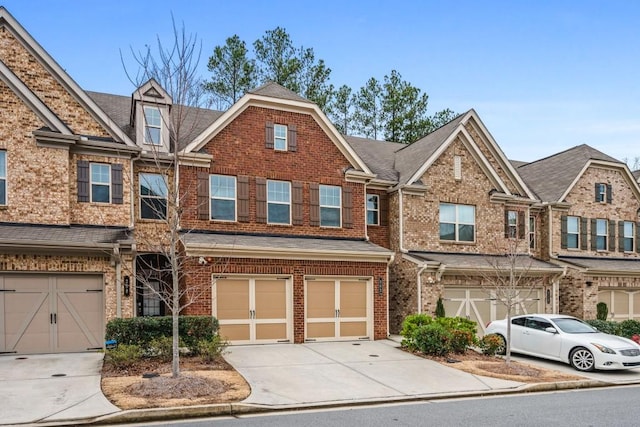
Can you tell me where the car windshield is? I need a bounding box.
[552,318,597,334]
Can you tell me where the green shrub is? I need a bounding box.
[414,323,451,356]
[618,319,640,339]
[596,302,608,321]
[449,329,475,354]
[435,317,477,336]
[105,316,219,353]
[104,344,143,368]
[479,334,504,356]
[585,319,620,335]
[435,298,446,318]
[400,313,433,350]
[147,336,175,362]
[197,335,229,362]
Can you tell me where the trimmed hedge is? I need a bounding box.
[400,314,477,355]
[105,316,219,353]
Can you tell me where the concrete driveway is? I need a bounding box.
[224,339,524,407]
[0,352,119,425]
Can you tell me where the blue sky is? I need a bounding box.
[3,1,639,163]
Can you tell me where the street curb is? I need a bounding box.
[83,379,620,425]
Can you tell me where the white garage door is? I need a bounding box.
[213,276,292,344]
[304,277,372,342]
[0,274,104,354]
[443,287,543,335]
[598,289,640,321]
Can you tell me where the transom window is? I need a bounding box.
[320,185,341,227]
[274,124,287,151]
[567,216,580,249]
[140,173,168,220]
[0,151,6,205]
[367,194,379,225]
[90,163,111,203]
[439,203,475,242]
[210,175,236,221]
[596,219,608,251]
[267,180,291,224]
[143,106,162,145]
[624,221,635,252]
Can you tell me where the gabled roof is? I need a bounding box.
[516,144,626,202]
[344,136,402,182]
[184,82,373,175]
[0,7,135,147]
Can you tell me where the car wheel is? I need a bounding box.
[569,347,595,371]
[495,334,506,355]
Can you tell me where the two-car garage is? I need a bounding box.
[0,274,104,354]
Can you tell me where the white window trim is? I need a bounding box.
[0,151,6,206]
[90,163,111,204]
[367,194,379,226]
[624,221,635,252]
[274,124,288,151]
[596,218,608,251]
[597,183,607,203]
[439,203,476,243]
[507,210,518,238]
[143,105,162,146]
[139,173,168,220]
[567,216,580,249]
[320,184,342,228]
[210,175,237,222]
[529,216,536,249]
[267,180,292,225]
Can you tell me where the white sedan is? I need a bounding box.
[485,314,640,371]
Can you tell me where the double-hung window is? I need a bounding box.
[0,151,5,205]
[596,219,608,251]
[623,221,635,252]
[506,210,518,238]
[210,175,236,221]
[367,194,379,225]
[567,216,580,249]
[274,124,287,151]
[140,173,168,220]
[143,106,162,145]
[320,185,341,227]
[439,203,475,242]
[267,180,291,224]
[90,163,111,203]
[529,216,536,249]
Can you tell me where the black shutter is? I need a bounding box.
[288,124,297,152]
[594,183,600,202]
[591,218,597,251]
[518,211,526,239]
[380,193,389,226]
[256,178,267,223]
[309,183,319,226]
[580,217,588,250]
[77,160,89,202]
[608,220,616,252]
[343,186,353,229]
[292,181,303,225]
[237,175,250,222]
[619,221,625,252]
[265,121,274,149]
[561,215,568,249]
[197,171,209,220]
[636,222,640,253]
[606,184,613,204]
[504,210,510,238]
[111,164,123,204]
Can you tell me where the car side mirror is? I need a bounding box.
[545,327,557,334]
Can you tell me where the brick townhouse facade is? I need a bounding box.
[1,7,638,354]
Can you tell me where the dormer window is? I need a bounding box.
[143,106,162,145]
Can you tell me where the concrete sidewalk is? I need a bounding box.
[223,339,523,407]
[0,353,119,425]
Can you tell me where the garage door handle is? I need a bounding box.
[50,313,57,324]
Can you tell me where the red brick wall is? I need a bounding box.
[181,256,388,342]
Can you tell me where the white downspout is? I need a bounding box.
[547,205,553,258]
[363,180,370,241]
[386,253,395,337]
[399,187,408,253]
[416,263,428,314]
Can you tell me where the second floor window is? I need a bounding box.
[596,218,608,251]
[90,163,111,203]
[210,175,236,221]
[267,180,291,224]
[140,173,168,220]
[320,185,341,227]
[567,216,580,249]
[623,221,635,252]
[439,203,475,242]
[143,106,162,145]
[506,210,518,238]
[595,183,612,203]
[0,150,5,205]
[529,216,536,249]
[367,194,379,225]
[274,124,287,151]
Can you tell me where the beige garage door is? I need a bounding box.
[0,274,104,354]
[213,277,292,344]
[598,289,640,321]
[305,278,372,341]
[443,287,543,335]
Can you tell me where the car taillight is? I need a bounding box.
[485,321,492,328]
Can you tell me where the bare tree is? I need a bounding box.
[122,16,212,378]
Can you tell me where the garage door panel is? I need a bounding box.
[215,279,250,320]
[255,280,286,319]
[599,289,640,321]
[307,322,335,338]
[307,281,335,318]
[339,281,366,318]
[255,323,287,340]
[614,292,630,316]
[219,324,250,341]
[340,321,366,337]
[56,292,102,351]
